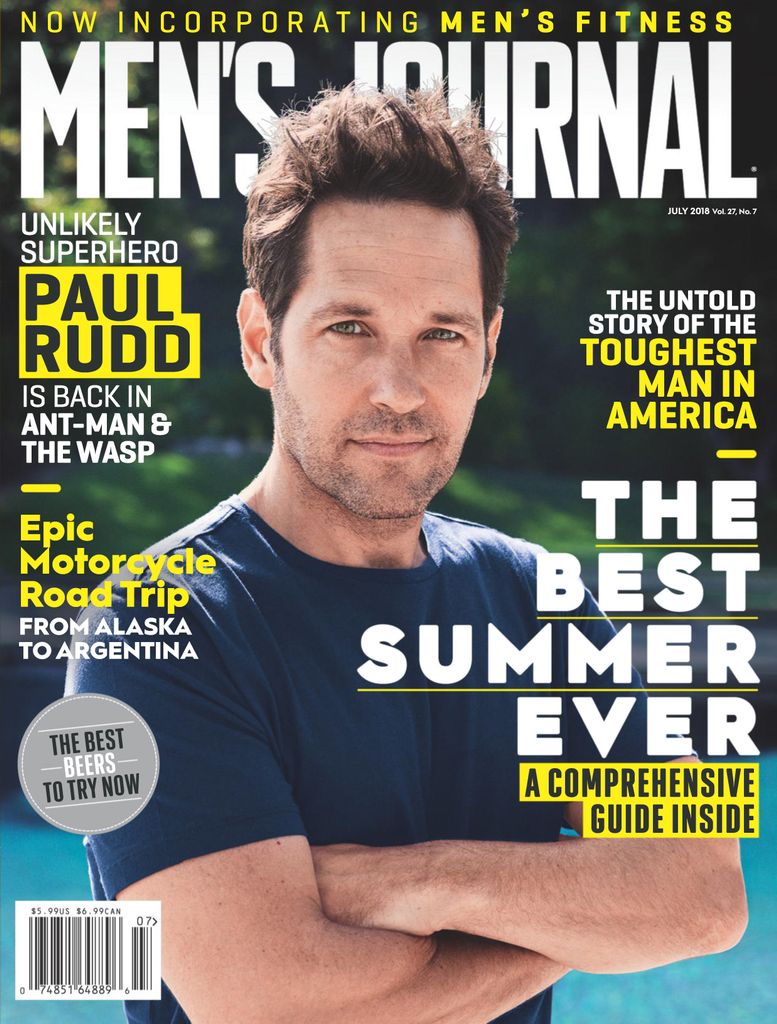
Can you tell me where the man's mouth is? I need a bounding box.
[350,436,433,457]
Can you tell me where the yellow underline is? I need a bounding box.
[357,688,760,693]
[20,483,61,493]
[595,543,758,548]
[537,615,759,621]
[716,449,757,459]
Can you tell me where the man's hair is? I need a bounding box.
[242,86,517,351]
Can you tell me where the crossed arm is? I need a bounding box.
[312,803,747,975]
[119,835,567,1024]
[118,795,746,1023]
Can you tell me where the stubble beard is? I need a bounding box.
[271,370,474,521]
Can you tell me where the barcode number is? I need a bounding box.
[16,901,161,1000]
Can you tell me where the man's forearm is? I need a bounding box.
[423,836,746,972]
[296,924,567,1024]
[314,836,747,974]
[165,905,565,1024]
[128,836,567,1024]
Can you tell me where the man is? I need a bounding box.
[69,88,746,1024]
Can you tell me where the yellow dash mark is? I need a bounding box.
[20,483,61,493]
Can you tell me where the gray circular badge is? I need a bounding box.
[18,694,159,835]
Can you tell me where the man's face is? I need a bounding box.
[259,198,499,520]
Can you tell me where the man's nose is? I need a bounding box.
[367,352,426,415]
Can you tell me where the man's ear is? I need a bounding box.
[238,288,275,390]
[478,306,503,399]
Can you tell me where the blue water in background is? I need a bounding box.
[554,752,777,1023]
[2,757,775,1024]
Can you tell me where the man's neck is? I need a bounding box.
[240,447,428,569]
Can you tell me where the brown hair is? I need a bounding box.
[242,86,517,350]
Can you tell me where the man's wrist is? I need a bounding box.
[407,840,485,935]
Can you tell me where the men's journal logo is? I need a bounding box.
[18,40,756,200]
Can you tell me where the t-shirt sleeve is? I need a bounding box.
[65,594,306,900]
[561,586,656,763]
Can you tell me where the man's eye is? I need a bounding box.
[425,328,460,341]
[329,321,366,335]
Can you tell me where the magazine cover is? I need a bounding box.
[1,1,774,1022]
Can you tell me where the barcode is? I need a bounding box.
[132,925,152,991]
[27,916,123,989]
[16,901,161,1000]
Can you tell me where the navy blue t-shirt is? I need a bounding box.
[67,497,652,1024]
